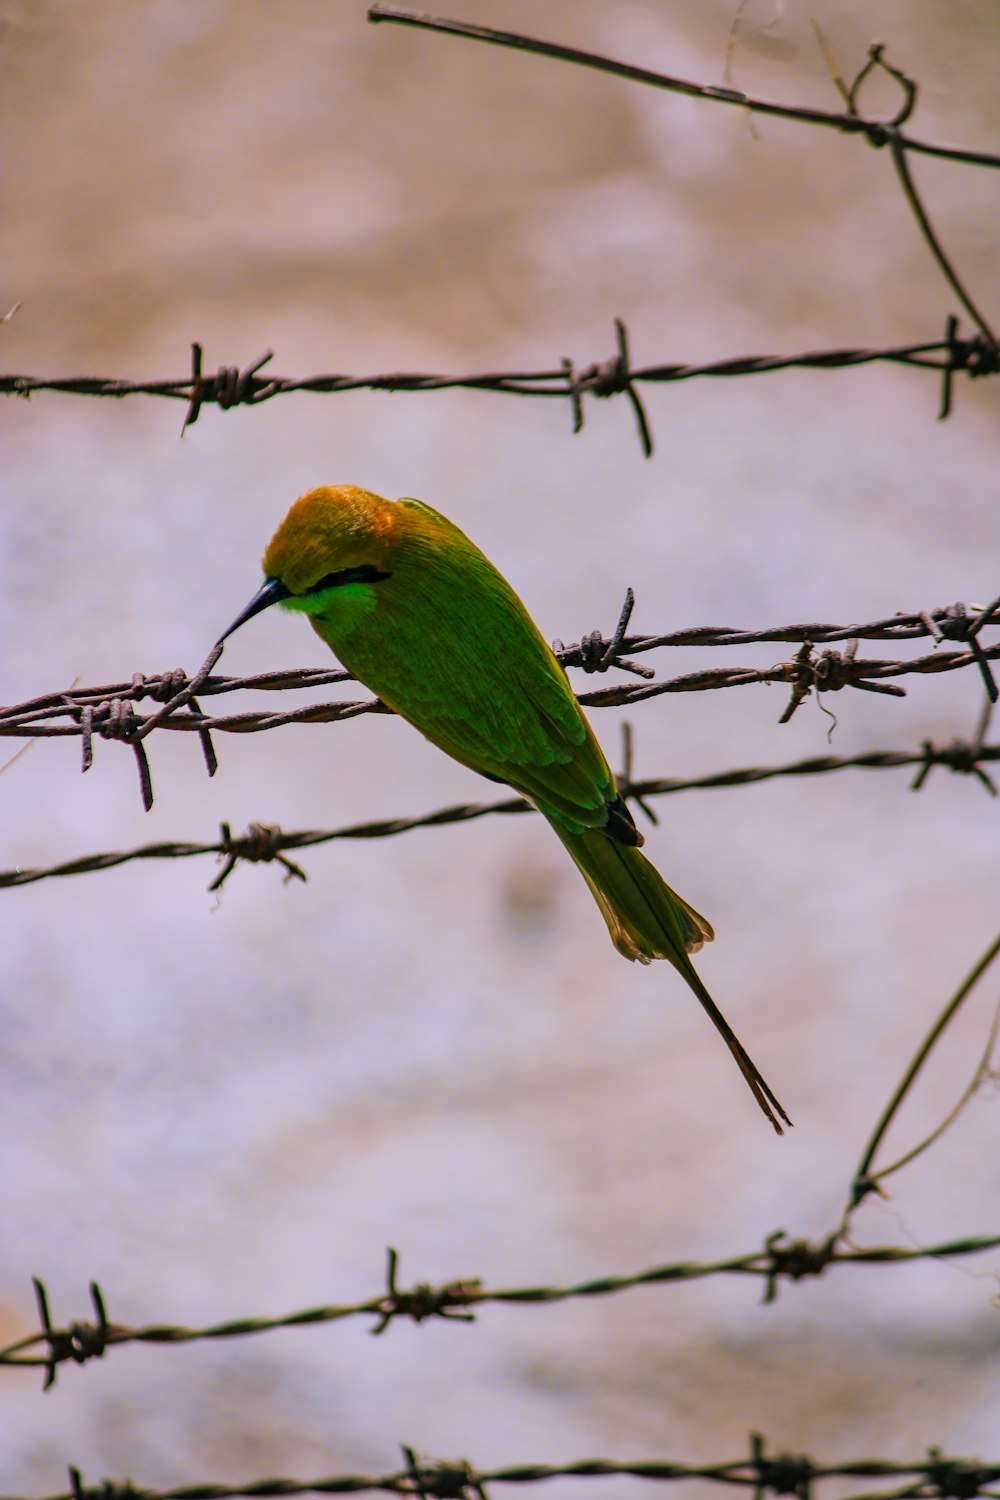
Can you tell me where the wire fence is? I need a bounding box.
[4,317,997,457]
[15,1440,1000,1500]
[3,4,999,1487]
[2,736,997,892]
[4,25,998,456]
[2,598,997,816]
[5,1226,999,1392]
[366,14,998,367]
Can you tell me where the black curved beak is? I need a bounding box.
[218,577,291,642]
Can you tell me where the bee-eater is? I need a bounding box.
[221,485,789,1132]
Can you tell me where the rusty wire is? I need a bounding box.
[3,639,993,748]
[12,1438,997,1500]
[1,16,997,1479]
[1,737,996,891]
[5,31,997,459]
[1,600,997,819]
[4,317,998,457]
[363,15,1000,364]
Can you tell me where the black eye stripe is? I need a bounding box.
[306,565,392,595]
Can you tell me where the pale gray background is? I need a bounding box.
[1,0,998,1487]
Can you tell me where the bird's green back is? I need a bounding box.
[302,495,617,832]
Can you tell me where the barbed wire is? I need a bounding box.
[4,316,998,457]
[1,736,996,891]
[361,16,1000,454]
[4,638,995,742]
[2,1230,997,1390]
[3,12,997,1483]
[5,924,997,1391]
[5,37,999,459]
[1,598,997,811]
[5,32,996,469]
[14,1436,999,1500]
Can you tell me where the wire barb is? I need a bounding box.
[74,695,154,811]
[182,343,280,432]
[55,668,222,810]
[370,1247,481,1335]
[761,1233,838,1305]
[31,1277,110,1391]
[920,600,999,703]
[402,1449,490,1500]
[68,1467,141,1500]
[750,1433,815,1500]
[935,316,1000,418]
[209,821,308,892]
[575,319,654,456]
[552,587,655,679]
[910,739,997,796]
[777,640,907,724]
[923,1450,1000,1500]
[131,640,226,751]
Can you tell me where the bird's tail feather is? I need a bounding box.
[551,823,791,1134]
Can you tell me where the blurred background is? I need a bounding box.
[1,0,998,1486]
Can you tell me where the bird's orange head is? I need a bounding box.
[262,484,398,592]
[219,485,399,642]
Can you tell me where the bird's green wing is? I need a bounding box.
[328,500,621,834]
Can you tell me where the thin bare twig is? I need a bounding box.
[366,7,1000,169]
[865,995,1000,1189]
[847,930,1000,1213]
[887,129,998,347]
[363,14,999,444]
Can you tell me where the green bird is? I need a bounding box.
[221,485,789,1133]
